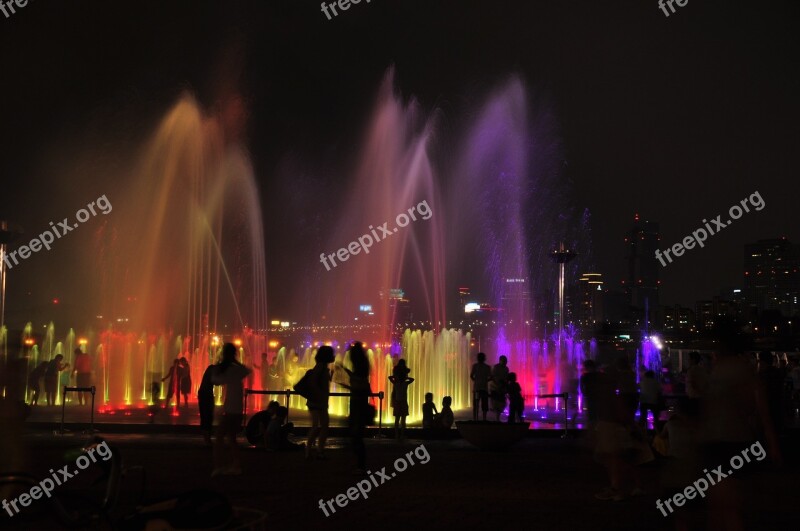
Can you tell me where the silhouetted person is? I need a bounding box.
[593,365,649,501]
[198,363,216,445]
[701,327,781,530]
[686,351,708,402]
[615,357,638,423]
[72,348,92,405]
[27,361,48,405]
[422,392,438,429]
[437,396,454,429]
[507,372,524,423]
[639,370,662,430]
[267,406,302,451]
[306,346,334,460]
[580,359,600,427]
[44,354,69,406]
[658,398,702,529]
[148,382,161,423]
[389,359,414,440]
[246,400,280,447]
[489,355,509,421]
[162,359,182,408]
[211,343,251,476]
[179,357,191,408]
[340,342,371,473]
[471,352,491,421]
[757,350,785,436]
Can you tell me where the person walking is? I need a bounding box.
[211,343,251,476]
[305,346,334,460]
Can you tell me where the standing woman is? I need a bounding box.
[388,359,414,440]
[489,355,509,421]
[198,361,216,445]
[211,343,251,476]
[340,342,371,474]
[178,357,192,408]
[306,346,335,460]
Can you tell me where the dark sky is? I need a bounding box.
[1,0,799,326]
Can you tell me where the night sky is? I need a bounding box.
[1,0,798,326]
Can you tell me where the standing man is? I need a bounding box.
[489,355,510,421]
[470,352,491,421]
[44,354,69,406]
[72,348,92,406]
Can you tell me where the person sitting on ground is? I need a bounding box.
[507,372,524,423]
[422,392,438,429]
[245,400,280,447]
[266,406,302,451]
[437,396,454,429]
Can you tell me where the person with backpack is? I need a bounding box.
[211,343,251,476]
[298,346,334,460]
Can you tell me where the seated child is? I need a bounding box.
[422,392,438,429]
[507,372,524,423]
[436,396,454,429]
[266,406,302,451]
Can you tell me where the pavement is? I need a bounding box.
[3,426,800,530]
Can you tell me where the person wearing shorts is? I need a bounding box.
[211,343,251,476]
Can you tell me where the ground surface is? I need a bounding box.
[3,427,799,531]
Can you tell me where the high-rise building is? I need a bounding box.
[695,297,737,331]
[624,214,660,318]
[458,287,471,314]
[577,273,604,327]
[744,238,800,317]
[663,304,694,331]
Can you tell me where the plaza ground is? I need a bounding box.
[4,424,800,530]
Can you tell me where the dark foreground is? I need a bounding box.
[3,430,800,531]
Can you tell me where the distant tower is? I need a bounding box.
[744,237,800,317]
[550,243,577,350]
[625,214,660,323]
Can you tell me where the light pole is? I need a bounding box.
[0,221,22,331]
[550,243,576,355]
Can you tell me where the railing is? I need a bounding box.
[244,389,385,434]
[535,392,570,438]
[60,385,96,434]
